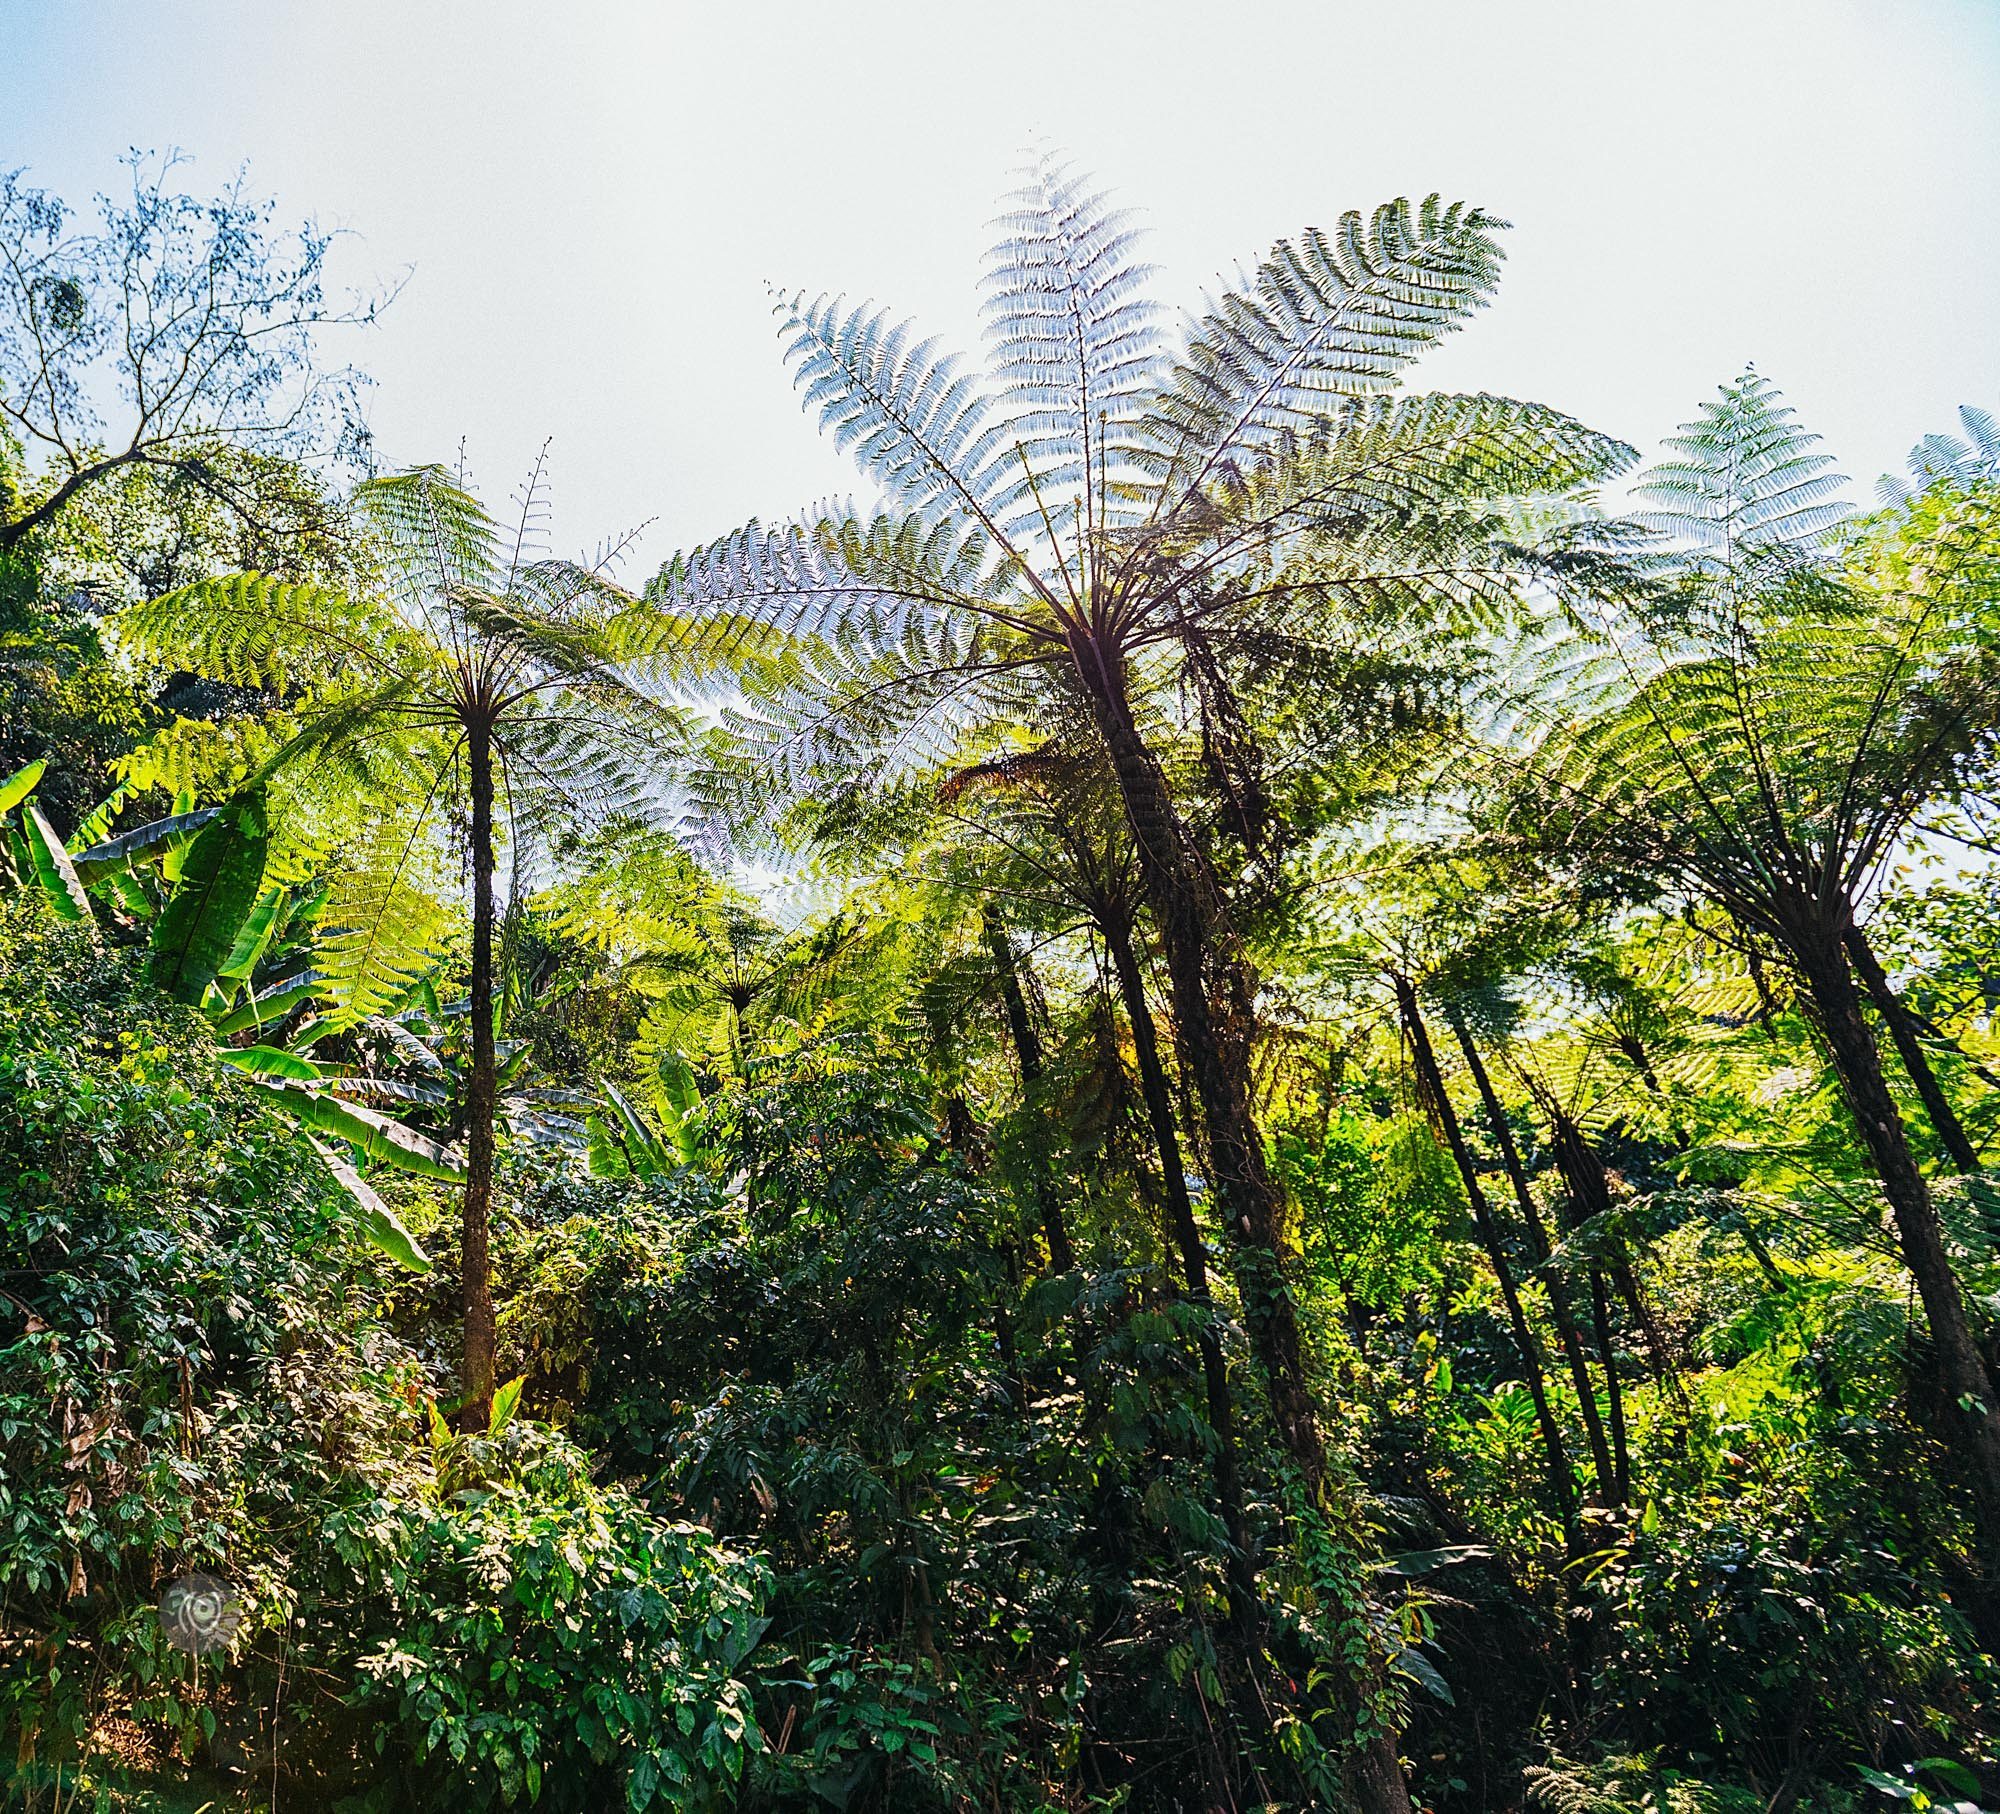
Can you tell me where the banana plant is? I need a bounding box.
[0,758,453,1270]
[585,1052,712,1181]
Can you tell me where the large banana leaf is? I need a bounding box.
[0,759,46,816]
[65,785,131,854]
[601,1078,674,1177]
[149,791,270,1004]
[260,1081,467,1181]
[216,885,291,982]
[72,808,221,882]
[23,805,96,930]
[217,1044,326,1082]
[305,1134,432,1272]
[213,973,320,1036]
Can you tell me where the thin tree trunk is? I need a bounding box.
[1450,1016,1619,1504]
[1543,1105,1632,1503]
[1076,646,1411,1814]
[1792,924,2000,1562]
[1395,979,1573,1526]
[1105,904,1258,1623]
[983,908,1077,1274]
[1846,924,1981,1175]
[1584,1270,1631,1502]
[1078,665,1325,1490]
[460,714,499,1430]
[1611,1262,1680,1394]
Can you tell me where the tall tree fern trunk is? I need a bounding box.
[982,907,1077,1275]
[1844,924,1981,1175]
[460,714,499,1430]
[1792,924,2000,1558]
[1544,1107,1633,1504]
[1077,655,1324,1490]
[1075,642,1414,1814]
[1103,902,1257,1622]
[1448,1014,1619,1504]
[1396,978,1572,1529]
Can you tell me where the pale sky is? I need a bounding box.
[6,0,1998,574]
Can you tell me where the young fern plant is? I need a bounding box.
[118,460,690,1423]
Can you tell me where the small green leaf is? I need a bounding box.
[1392,1647,1455,1706]
[0,758,45,816]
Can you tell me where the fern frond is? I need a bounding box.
[118,573,408,692]
[980,148,1164,541]
[1879,400,2000,509]
[1636,370,1851,562]
[1135,197,1506,509]
[776,292,1039,570]
[315,806,453,1029]
[354,464,503,598]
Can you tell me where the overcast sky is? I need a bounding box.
[6,0,1998,575]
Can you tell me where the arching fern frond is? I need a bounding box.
[1134,197,1507,512]
[1879,401,2000,510]
[354,464,503,599]
[776,292,1038,575]
[118,573,410,692]
[980,148,1163,542]
[315,807,454,1029]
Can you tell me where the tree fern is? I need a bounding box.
[638,164,1633,1763]
[115,457,705,1422]
[1635,368,1851,566]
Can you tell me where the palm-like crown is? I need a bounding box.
[642,153,1633,811]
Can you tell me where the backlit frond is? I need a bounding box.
[980,148,1164,541]
[1636,371,1851,564]
[1135,197,1506,509]
[1879,402,2000,510]
[118,573,408,692]
[776,292,1028,559]
[316,810,453,1028]
[354,464,504,600]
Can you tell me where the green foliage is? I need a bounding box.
[5,152,2000,1814]
[348,1427,768,1812]
[0,899,765,1812]
[146,787,270,1002]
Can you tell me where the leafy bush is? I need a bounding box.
[0,901,768,1810]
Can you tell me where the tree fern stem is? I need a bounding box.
[982,907,1077,1275]
[1105,901,1257,1624]
[1450,1016,1618,1505]
[1585,1269,1631,1504]
[1081,664,1324,1488]
[1078,641,1413,1814]
[1397,979,1573,1529]
[460,711,499,1430]
[1845,924,1981,1175]
[1545,1105,1632,1504]
[1792,924,2000,1566]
